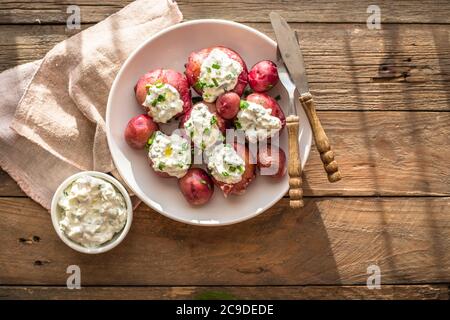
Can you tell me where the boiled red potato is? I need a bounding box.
[207,143,256,197]
[248,60,279,92]
[257,144,287,178]
[147,131,191,179]
[180,102,227,134]
[178,168,214,206]
[179,102,227,150]
[134,69,191,123]
[215,92,240,120]
[245,93,286,127]
[235,92,286,143]
[124,114,159,149]
[185,46,248,102]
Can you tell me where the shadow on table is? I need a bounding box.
[343,23,448,282]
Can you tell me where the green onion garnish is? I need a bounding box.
[240,100,249,110]
[145,132,157,149]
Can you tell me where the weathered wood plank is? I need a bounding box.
[0,285,448,300]
[1,23,449,111]
[0,171,24,197]
[1,111,450,197]
[1,0,450,24]
[0,197,448,285]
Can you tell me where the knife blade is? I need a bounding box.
[269,12,309,94]
[270,12,342,183]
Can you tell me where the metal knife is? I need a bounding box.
[270,12,342,183]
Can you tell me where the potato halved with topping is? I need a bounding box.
[134,69,191,123]
[207,143,256,197]
[185,46,248,102]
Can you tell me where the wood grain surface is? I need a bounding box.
[0,0,449,300]
[1,197,449,286]
[1,0,450,24]
[1,23,450,111]
[2,111,449,197]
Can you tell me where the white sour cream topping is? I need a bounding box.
[144,82,183,123]
[57,175,127,248]
[199,48,243,102]
[207,144,245,184]
[148,131,191,178]
[184,103,224,150]
[237,101,282,143]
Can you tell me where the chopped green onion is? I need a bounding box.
[212,63,221,69]
[157,94,166,102]
[240,100,249,110]
[158,162,166,171]
[203,127,211,134]
[201,141,206,150]
[235,121,242,129]
[151,94,165,107]
[229,166,236,172]
[196,81,207,89]
[145,132,157,149]
[222,172,230,177]
[206,67,212,73]
[210,116,217,126]
[212,78,219,87]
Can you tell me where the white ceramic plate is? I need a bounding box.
[106,19,312,226]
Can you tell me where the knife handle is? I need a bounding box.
[286,115,304,209]
[299,92,341,183]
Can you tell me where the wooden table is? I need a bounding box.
[0,0,449,300]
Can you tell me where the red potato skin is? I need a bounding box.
[212,143,256,197]
[134,69,192,118]
[185,46,248,98]
[124,114,159,149]
[216,92,241,120]
[248,60,279,93]
[257,145,287,178]
[246,92,286,128]
[179,102,227,135]
[178,168,214,206]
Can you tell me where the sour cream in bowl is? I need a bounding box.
[50,171,133,254]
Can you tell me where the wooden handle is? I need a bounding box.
[286,115,304,209]
[299,92,341,183]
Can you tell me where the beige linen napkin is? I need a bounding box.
[0,0,183,209]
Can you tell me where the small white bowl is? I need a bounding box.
[51,171,133,254]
